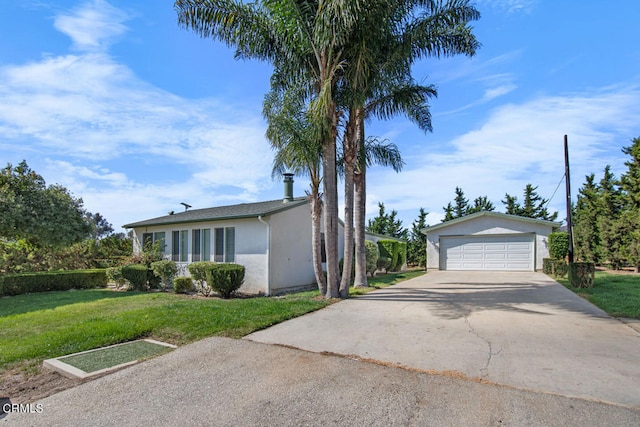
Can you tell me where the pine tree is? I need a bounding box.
[366,202,406,239]
[467,196,495,214]
[573,174,601,263]
[407,208,428,267]
[502,184,558,221]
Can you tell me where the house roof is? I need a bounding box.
[421,211,561,234]
[123,197,308,229]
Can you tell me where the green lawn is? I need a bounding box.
[555,271,640,318]
[0,270,424,370]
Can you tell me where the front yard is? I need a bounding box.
[556,271,640,318]
[0,270,424,402]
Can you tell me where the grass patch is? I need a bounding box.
[0,270,424,371]
[555,271,640,318]
[58,340,174,373]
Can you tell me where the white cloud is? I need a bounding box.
[0,0,275,231]
[54,0,129,51]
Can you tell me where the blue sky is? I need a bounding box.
[1,0,639,233]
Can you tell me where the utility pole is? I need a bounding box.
[564,135,574,263]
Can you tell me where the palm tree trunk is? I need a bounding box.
[309,191,326,295]
[323,112,340,299]
[353,114,368,288]
[339,110,357,297]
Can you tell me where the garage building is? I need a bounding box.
[423,211,560,271]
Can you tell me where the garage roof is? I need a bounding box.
[421,211,561,234]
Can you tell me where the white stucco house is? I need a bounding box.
[123,175,350,295]
[423,211,560,271]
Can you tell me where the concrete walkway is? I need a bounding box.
[247,271,640,408]
[4,271,640,426]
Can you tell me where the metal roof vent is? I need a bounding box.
[283,173,294,202]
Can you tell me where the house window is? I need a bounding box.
[192,229,211,262]
[142,232,166,253]
[172,230,188,262]
[192,229,201,262]
[214,227,235,263]
[202,229,211,261]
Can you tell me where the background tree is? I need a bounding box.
[441,187,493,221]
[467,196,495,214]
[0,160,91,247]
[502,184,558,221]
[615,137,640,271]
[407,207,428,267]
[573,173,601,263]
[366,202,407,239]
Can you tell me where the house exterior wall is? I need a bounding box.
[268,203,316,293]
[426,216,554,271]
[130,217,269,294]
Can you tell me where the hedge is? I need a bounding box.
[377,240,398,272]
[549,232,570,260]
[569,262,595,288]
[121,264,148,291]
[543,258,568,278]
[0,269,107,297]
[393,242,407,272]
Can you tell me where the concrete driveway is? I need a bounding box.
[247,271,640,408]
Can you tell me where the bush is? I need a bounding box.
[365,240,379,276]
[569,262,595,288]
[393,242,407,272]
[188,261,215,296]
[173,276,194,294]
[151,260,178,290]
[106,266,128,290]
[378,240,398,272]
[205,264,245,299]
[0,269,107,297]
[549,232,570,260]
[377,256,391,273]
[543,258,568,278]
[121,264,148,291]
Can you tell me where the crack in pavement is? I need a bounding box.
[465,315,502,377]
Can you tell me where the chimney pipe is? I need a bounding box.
[283,173,294,202]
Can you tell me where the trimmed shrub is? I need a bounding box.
[173,276,194,294]
[377,256,392,273]
[151,260,178,290]
[188,261,216,296]
[205,264,245,299]
[106,266,128,289]
[392,242,407,272]
[569,262,595,288]
[549,232,570,260]
[543,259,568,278]
[0,269,107,297]
[121,264,148,291]
[365,240,379,276]
[377,240,398,272]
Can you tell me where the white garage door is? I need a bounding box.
[441,234,534,271]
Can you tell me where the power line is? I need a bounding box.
[545,173,566,210]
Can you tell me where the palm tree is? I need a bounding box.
[342,0,481,291]
[176,0,364,298]
[264,88,326,294]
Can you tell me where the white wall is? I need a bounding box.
[131,218,269,294]
[269,203,316,293]
[426,215,554,270]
